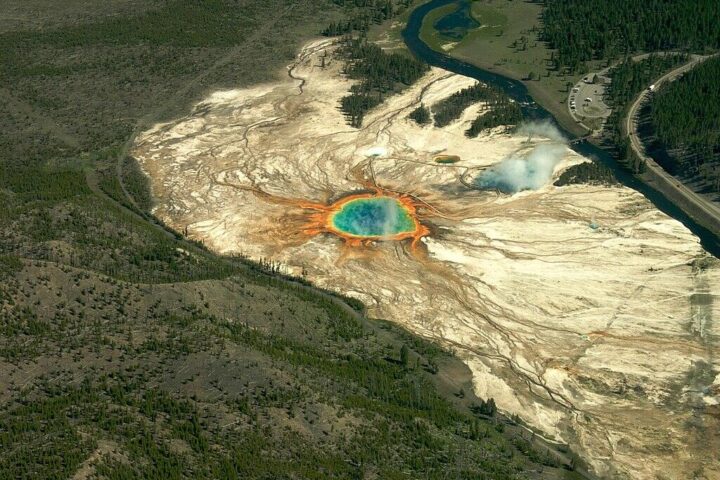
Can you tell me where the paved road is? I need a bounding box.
[625,53,720,236]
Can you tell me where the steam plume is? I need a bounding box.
[475,121,568,194]
[381,198,399,238]
[515,119,566,143]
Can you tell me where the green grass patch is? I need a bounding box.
[435,0,599,135]
[469,2,507,39]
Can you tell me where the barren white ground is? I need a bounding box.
[133,39,720,479]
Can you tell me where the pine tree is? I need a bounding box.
[400,344,409,366]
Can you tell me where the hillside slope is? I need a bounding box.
[0,1,582,478]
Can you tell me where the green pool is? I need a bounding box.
[330,197,417,238]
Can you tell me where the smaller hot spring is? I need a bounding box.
[330,197,416,238]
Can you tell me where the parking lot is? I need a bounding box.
[568,73,611,128]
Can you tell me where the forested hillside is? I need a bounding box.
[651,57,720,185]
[603,54,687,173]
[1,257,575,479]
[540,0,720,72]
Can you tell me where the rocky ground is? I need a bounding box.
[133,39,720,479]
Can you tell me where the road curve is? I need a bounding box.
[625,53,720,237]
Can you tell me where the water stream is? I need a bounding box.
[402,0,720,256]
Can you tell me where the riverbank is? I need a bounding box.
[450,50,588,137]
[370,0,591,137]
[418,0,593,137]
[399,0,720,257]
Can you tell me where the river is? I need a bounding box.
[402,0,720,256]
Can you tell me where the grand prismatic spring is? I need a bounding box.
[301,191,430,247]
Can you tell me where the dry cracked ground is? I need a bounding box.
[132,39,720,479]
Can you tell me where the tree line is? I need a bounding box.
[603,54,687,173]
[651,57,720,188]
[322,0,413,36]
[338,35,429,127]
[432,82,506,127]
[409,104,431,125]
[540,0,720,73]
[407,82,523,136]
[430,82,523,136]
[465,101,523,138]
[605,54,688,107]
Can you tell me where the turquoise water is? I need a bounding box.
[331,197,416,237]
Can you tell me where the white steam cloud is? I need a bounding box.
[515,119,566,143]
[380,198,399,238]
[476,121,568,194]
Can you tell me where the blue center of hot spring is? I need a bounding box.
[331,197,416,237]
